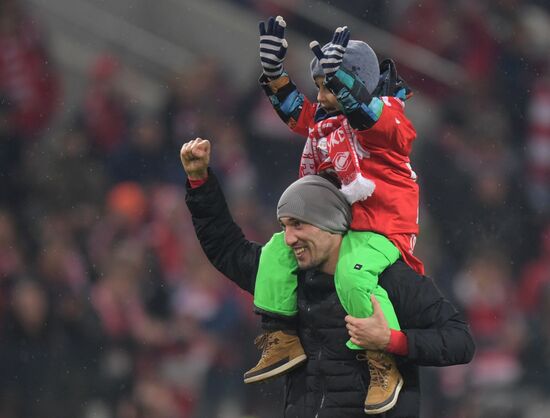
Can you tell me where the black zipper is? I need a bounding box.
[314,348,326,418]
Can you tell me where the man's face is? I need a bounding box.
[314,76,340,114]
[280,217,342,274]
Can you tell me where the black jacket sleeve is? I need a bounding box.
[185,170,261,294]
[379,261,476,366]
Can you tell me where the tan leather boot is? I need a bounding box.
[244,330,307,384]
[360,350,404,414]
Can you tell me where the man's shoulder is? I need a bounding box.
[383,260,420,280]
[380,261,445,314]
[379,260,427,296]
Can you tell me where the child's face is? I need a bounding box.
[314,77,340,113]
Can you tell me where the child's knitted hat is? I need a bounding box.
[310,40,380,94]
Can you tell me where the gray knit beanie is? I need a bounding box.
[277,175,351,234]
[310,40,380,94]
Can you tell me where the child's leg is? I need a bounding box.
[334,230,401,350]
[254,231,299,316]
[245,232,306,384]
[260,311,297,333]
[335,230,404,414]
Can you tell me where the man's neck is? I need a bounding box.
[320,239,342,275]
[321,261,336,275]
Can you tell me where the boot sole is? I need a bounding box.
[364,376,404,415]
[243,354,307,384]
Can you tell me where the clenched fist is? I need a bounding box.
[180,138,211,180]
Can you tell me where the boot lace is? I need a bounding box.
[357,352,390,390]
[255,333,280,358]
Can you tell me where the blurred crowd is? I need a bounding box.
[1,0,550,417]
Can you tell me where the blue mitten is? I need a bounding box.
[259,16,288,79]
[309,26,350,80]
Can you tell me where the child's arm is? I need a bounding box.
[326,70,416,155]
[257,16,315,137]
[259,73,316,137]
[324,66,383,131]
